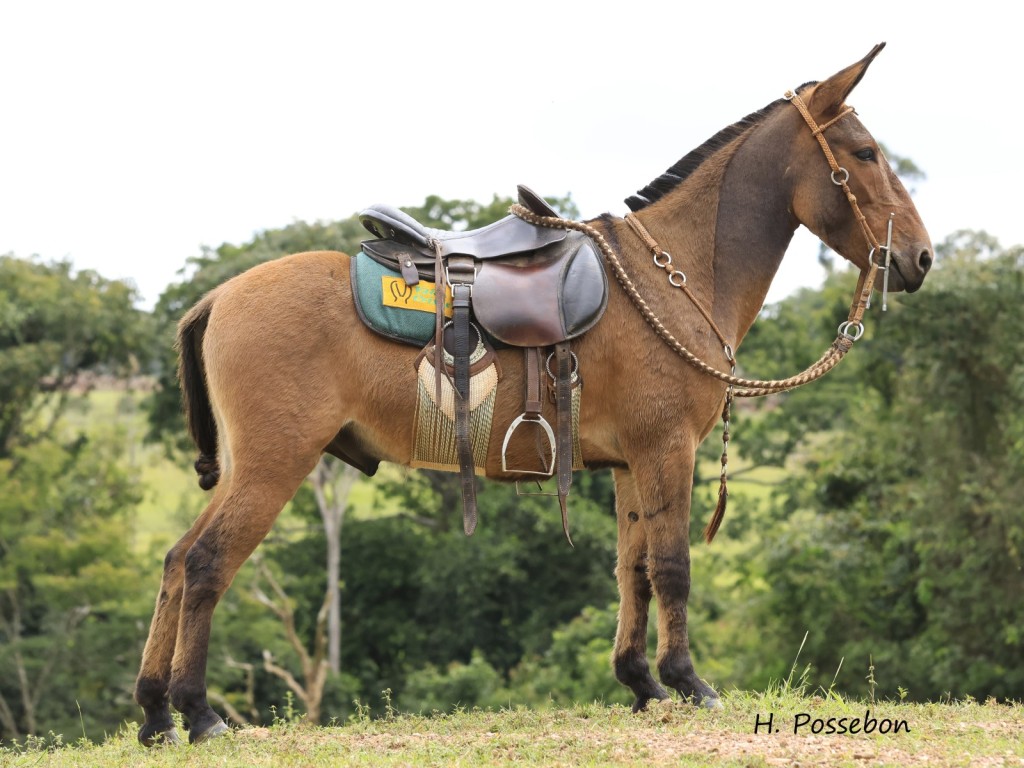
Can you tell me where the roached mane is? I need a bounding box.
[624,81,818,212]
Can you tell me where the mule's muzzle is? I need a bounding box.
[884,243,932,294]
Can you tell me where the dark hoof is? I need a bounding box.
[139,727,182,747]
[190,719,230,744]
[631,690,672,713]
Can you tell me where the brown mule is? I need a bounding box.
[134,43,931,744]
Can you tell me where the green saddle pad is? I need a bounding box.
[350,252,452,346]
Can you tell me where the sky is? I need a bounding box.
[2,1,1020,310]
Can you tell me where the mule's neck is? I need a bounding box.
[710,112,801,344]
[625,114,801,351]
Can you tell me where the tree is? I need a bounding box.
[736,231,1024,700]
[0,255,149,457]
[0,255,151,742]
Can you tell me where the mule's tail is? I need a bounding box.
[177,294,220,490]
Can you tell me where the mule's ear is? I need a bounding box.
[809,42,886,116]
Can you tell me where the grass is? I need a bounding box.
[1,693,1020,767]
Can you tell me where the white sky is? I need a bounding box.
[2,1,1019,309]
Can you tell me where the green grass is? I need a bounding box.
[2,694,1020,767]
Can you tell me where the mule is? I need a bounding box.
[134,43,931,744]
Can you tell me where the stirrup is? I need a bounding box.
[500,413,556,476]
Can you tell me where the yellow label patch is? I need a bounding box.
[381,276,453,317]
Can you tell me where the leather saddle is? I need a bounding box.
[358,185,609,543]
[360,185,608,348]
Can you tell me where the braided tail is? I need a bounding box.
[177,295,220,490]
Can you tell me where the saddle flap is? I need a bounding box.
[472,235,608,347]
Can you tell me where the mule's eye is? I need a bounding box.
[854,148,876,162]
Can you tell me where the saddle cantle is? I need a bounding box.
[355,185,610,543]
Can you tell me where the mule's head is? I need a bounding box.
[788,43,932,293]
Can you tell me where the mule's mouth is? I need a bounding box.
[877,256,925,295]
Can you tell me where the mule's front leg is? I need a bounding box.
[611,469,671,712]
[635,453,720,708]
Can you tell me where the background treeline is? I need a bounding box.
[1,191,1021,745]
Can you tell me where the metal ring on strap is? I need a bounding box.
[669,270,687,287]
[838,320,865,341]
[545,351,580,382]
[831,167,850,185]
[653,251,672,268]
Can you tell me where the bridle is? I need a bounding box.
[785,89,896,312]
[508,86,898,541]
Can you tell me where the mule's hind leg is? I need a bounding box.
[167,462,317,743]
[611,469,671,711]
[135,485,228,746]
[633,452,720,708]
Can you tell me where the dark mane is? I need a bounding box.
[625,82,818,212]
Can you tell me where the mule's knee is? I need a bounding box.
[648,554,691,600]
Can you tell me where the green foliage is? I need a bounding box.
[0,255,154,742]
[0,256,148,456]
[400,651,505,713]
[0,428,149,743]
[726,232,1024,701]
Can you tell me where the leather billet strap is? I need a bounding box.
[554,341,574,547]
[525,347,543,418]
[447,255,478,536]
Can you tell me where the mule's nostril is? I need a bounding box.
[918,250,933,272]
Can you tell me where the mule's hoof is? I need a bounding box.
[699,695,724,710]
[139,727,182,747]
[190,719,230,744]
[631,691,672,713]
